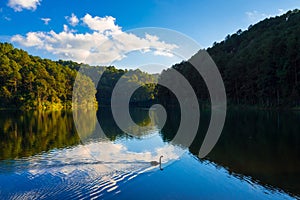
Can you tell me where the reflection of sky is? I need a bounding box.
[0,134,185,199]
[114,153,295,200]
[118,132,165,153]
[26,135,184,177]
[0,138,296,199]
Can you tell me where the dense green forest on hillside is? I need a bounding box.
[208,9,300,107]
[0,43,78,109]
[0,43,157,109]
[58,61,157,106]
[159,9,300,108]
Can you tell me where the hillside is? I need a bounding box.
[208,9,300,107]
[0,43,156,110]
[159,9,300,108]
[0,43,82,109]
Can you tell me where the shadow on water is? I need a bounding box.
[210,110,300,196]
[161,108,300,197]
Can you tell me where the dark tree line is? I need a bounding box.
[58,61,158,106]
[96,66,157,105]
[208,9,300,107]
[159,9,300,108]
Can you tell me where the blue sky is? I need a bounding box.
[0,0,299,72]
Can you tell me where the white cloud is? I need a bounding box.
[66,13,79,27]
[82,14,122,35]
[12,32,44,47]
[246,9,286,24]
[41,17,51,25]
[11,13,178,65]
[7,0,41,12]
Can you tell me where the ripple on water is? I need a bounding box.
[0,142,171,200]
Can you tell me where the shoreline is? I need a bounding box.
[1,104,300,111]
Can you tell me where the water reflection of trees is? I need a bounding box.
[0,111,80,160]
[161,109,300,197]
[0,107,159,160]
[96,107,158,140]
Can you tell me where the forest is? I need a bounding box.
[0,43,77,109]
[0,43,157,109]
[1,9,300,109]
[208,9,300,107]
[159,9,300,108]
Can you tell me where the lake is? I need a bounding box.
[0,108,299,199]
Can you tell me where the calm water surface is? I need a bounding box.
[0,108,299,199]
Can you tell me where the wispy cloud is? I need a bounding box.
[7,0,41,12]
[4,16,11,21]
[246,9,286,24]
[65,13,79,27]
[11,14,178,65]
[41,18,51,25]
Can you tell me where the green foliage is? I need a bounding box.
[96,66,158,105]
[0,43,157,109]
[0,43,84,109]
[73,72,98,108]
[207,9,300,107]
[57,61,158,105]
[158,9,300,108]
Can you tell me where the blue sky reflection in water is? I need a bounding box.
[0,109,299,199]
